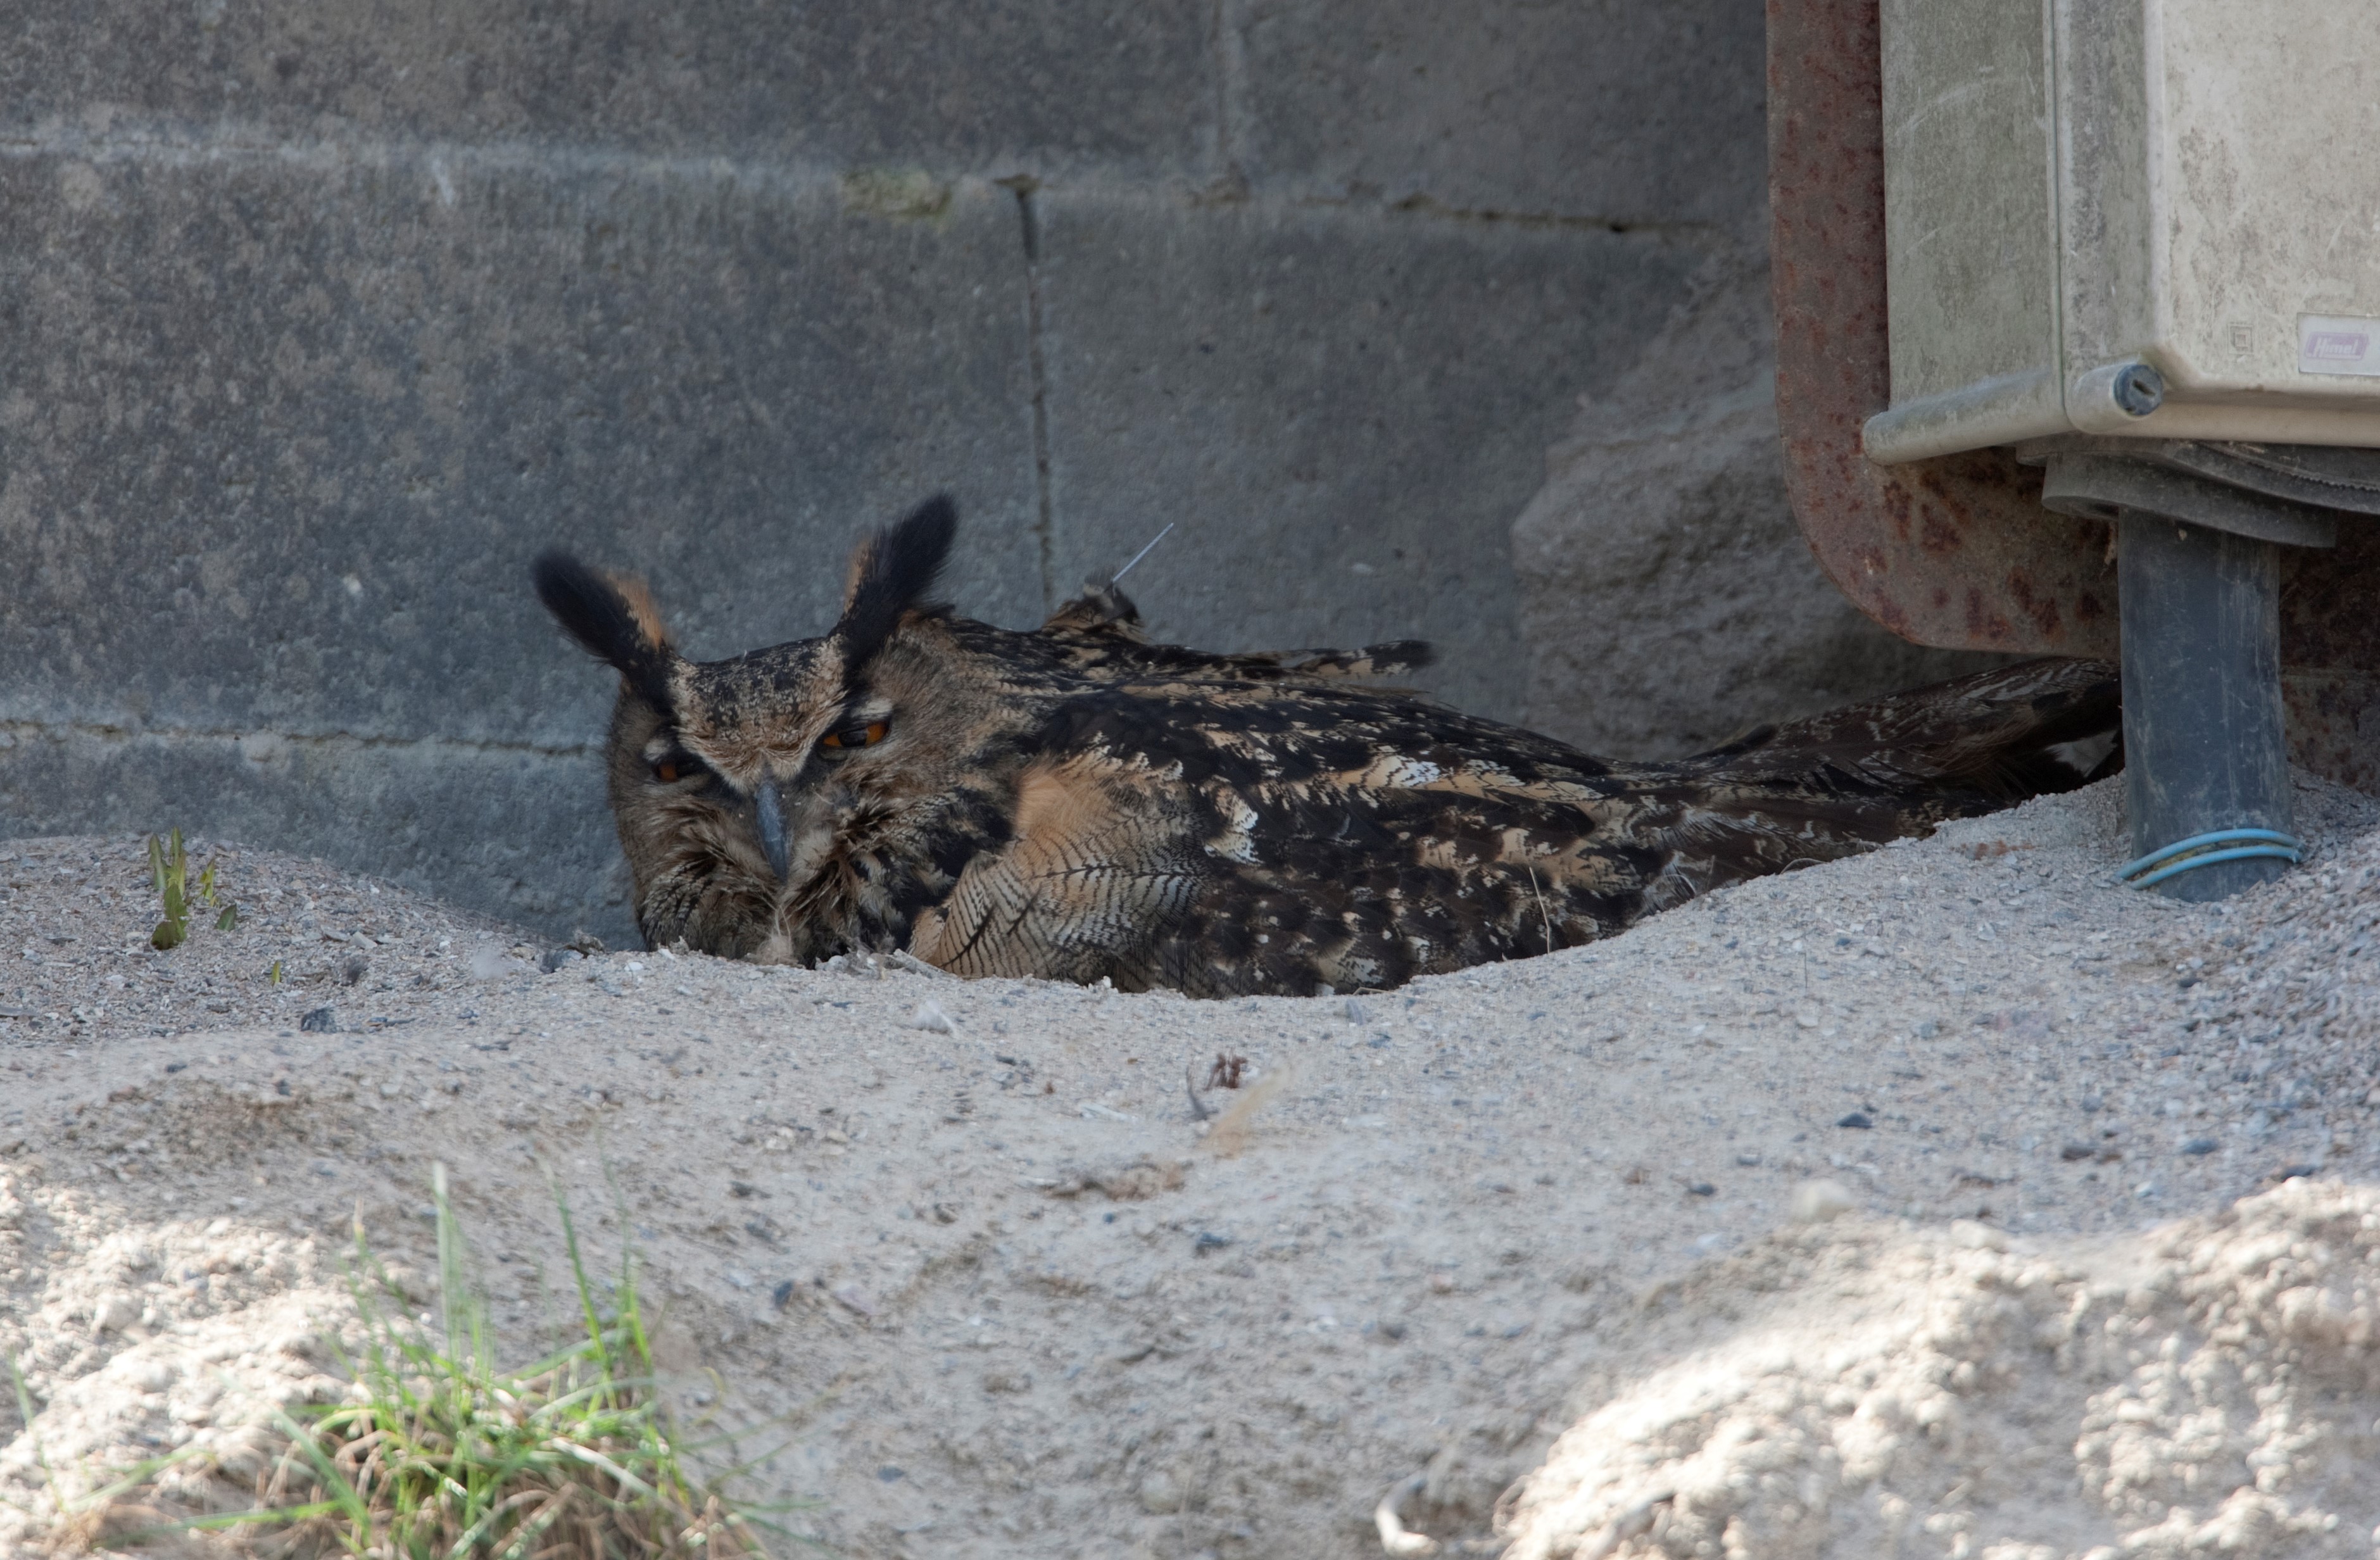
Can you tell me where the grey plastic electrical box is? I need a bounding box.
[1863,0,2380,465]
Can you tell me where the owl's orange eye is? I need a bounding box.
[821,720,890,750]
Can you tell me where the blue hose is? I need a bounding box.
[2115,827,2301,891]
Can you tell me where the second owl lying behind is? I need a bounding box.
[534,496,2119,998]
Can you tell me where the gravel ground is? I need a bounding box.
[0,836,549,1045]
[1498,1176,2380,1560]
[1,771,2376,1557]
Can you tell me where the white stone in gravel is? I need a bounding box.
[1792,1181,1857,1223]
[89,1292,138,1335]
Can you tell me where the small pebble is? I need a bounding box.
[1836,1112,1873,1129]
[299,1007,337,1033]
[1949,1219,2008,1252]
[907,1000,958,1035]
[2181,1137,2219,1156]
[89,1293,139,1335]
[1791,1180,1856,1222]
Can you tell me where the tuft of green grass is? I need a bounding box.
[148,829,191,951]
[147,829,236,950]
[184,1164,783,1559]
[4,1347,72,1538]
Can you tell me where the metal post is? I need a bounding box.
[2116,512,2293,901]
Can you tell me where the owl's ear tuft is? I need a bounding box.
[533,552,678,714]
[837,494,957,675]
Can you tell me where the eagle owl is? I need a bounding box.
[535,497,2118,997]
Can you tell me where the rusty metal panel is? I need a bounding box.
[1766,0,2380,791]
[1766,0,2119,661]
[2281,524,2380,794]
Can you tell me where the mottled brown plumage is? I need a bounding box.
[535,498,2120,997]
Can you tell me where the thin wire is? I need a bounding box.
[1110,522,1176,584]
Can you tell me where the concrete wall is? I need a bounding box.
[0,0,1772,945]
[1510,242,2003,759]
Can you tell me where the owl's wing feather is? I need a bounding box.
[952,657,2119,996]
[910,755,1202,988]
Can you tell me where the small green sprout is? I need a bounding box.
[146,828,237,950]
[148,829,190,950]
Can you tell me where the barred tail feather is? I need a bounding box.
[1705,657,2122,803]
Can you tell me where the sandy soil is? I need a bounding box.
[2,771,2377,1557]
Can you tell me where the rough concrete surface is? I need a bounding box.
[1035,191,1698,720]
[0,154,1043,743]
[1511,246,2003,758]
[1231,0,1770,223]
[3,773,2378,1557]
[4,3,1219,179]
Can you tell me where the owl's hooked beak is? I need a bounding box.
[755,779,791,881]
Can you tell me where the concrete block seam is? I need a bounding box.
[0,116,847,200]
[0,718,595,764]
[1000,177,1059,616]
[0,116,1017,208]
[0,115,1741,237]
[1210,0,1244,180]
[1284,190,1734,239]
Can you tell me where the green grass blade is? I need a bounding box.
[549,1178,617,1381]
[51,1164,780,1559]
